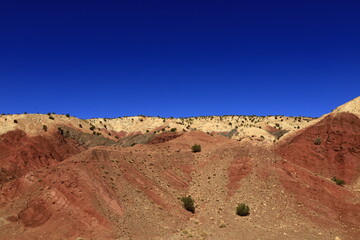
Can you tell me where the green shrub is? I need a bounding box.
[90,126,95,131]
[79,124,82,128]
[66,113,70,118]
[332,177,345,186]
[171,128,177,132]
[43,125,48,132]
[14,119,18,123]
[49,115,54,120]
[314,138,322,145]
[181,196,195,213]
[236,203,250,216]
[191,144,201,153]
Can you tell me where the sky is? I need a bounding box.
[0,0,359,119]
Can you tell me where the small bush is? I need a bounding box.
[43,125,48,132]
[57,127,64,135]
[332,176,345,186]
[171,128,177,132]
[14,119,18,123]
[191,144,201,153]
[79,124,82,128]
[49,115,54,120]
[66,113,70,118]
[181,196,195,213]
[236,203,250,216]
[314,138,322,145]
[90,126,95,131]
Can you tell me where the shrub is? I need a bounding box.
[79,124,82,128]
[49,115,54,120]
[90,126,95,131]
[43,125,48,132]
[57,127,64,135]
[171,128,177,132]
[236,203,250,216]
[314,138,322,145]
[66,113,70,118]
[14,119,18,123]
[332,177,345,186]
[191,144,201,153]
[181,196,195,213]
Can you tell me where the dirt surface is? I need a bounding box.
[0,98,359,239]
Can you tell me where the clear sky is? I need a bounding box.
[1,0,359,118]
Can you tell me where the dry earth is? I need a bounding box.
[0,97,359,239]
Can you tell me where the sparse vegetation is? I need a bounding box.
[57,127,64,135]
[49,115,54,120]
[79,124,82,128]
[181,196,195,213]
[332,176,345,186]
[236,203,250,216]
[13,119,18,123]
[66,113,70,118]
[314,138,322,145]
[90,126,95,131]
[43,125,48,132]
[191,144,201,153]
[171,128,177,132]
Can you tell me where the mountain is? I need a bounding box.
[0,98,359,239]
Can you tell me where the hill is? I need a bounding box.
[0,98,359,239]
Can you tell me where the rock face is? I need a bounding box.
[0,97,359,239]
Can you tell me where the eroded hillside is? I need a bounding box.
[0,97,359,240]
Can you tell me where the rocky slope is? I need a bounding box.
[0,97,359,239]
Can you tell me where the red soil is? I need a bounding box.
[0,130,84,183]
[277,112,360,183]
[276,112,360,233]
[147,132,182,144]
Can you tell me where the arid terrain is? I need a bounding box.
[0,97,359,240]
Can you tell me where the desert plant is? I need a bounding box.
[181,196,195,213]
[332,176,345,186]
[49,115,54,120]
[43,125,48,132]
[79,124,82,128]
[171,128,177,132]
[314,138,322,145]
[90,126,95,131]
[13,119,18,123]
[236,203,250,216]
[57,127,64,135]
[66,113,70,118]
[191,144,201,153]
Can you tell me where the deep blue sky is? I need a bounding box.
[1,0,359,118]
